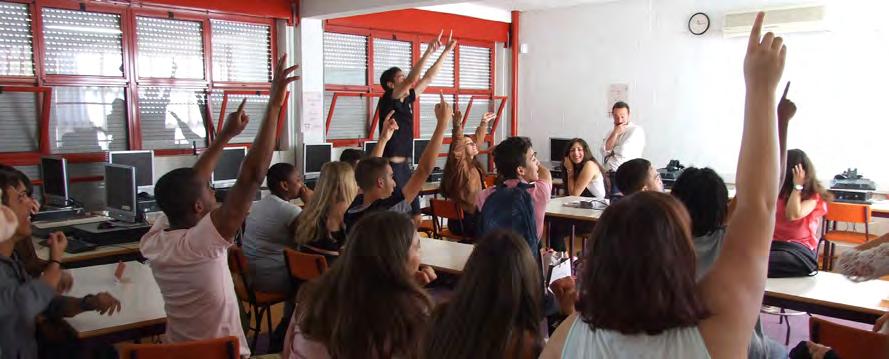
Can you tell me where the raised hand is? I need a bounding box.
[380,110,398,141]
[444,29,457,52]
[777,81,796,122]
[480,112,495,125]
[452,101,463,129]
[792,164,806,186]
[434,92,453,127]
[427,30,443,53]
[270,54,300,108]
[744,12,786,92]
[219,99,249,140]
[47,232,68,262]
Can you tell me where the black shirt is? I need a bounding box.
[378,89,417,158]
[343,191,413,232]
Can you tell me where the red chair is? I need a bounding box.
[809,316,889,358]
[430,199,471,242]
[818,202,877,270]
[227,247,288,352]
[118,336,239,359]
[283,248,328,285]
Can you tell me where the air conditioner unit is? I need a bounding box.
[723,5,826,38]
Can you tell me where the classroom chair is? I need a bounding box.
[818,202,877,270]
[429,199,471,242]
[809,316,889,358]
[118,336,239,359]
[484,173,497,188]
[227,247,288,352]
[283,248,328,287]
[761,306,810,345]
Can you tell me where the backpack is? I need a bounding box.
[479,182,540,260]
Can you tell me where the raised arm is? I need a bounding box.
[474,112,493,146]
[371,111,397,159]
[698,12,785,357]
[777,81,795,183]
[192,101,247,183]
[402,93,450,203]
[413,34,457,95]
[211,55,299,240]
[448,106,467,162]
[392,31,443,100]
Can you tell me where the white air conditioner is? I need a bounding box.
[723,5,826,38]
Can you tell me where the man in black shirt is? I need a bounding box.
[377,30,457,214]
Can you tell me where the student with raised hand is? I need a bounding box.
[283,211,435,359]
[439,108,493,237]
[0,168,121,359]
[423,230,543,359]
[294,161,359,263]
[613,157,663,195]
[140,55,298,357]
[561,138,606,199]
[378,30,458,216]
[541,12,787,358]
[346,92,452,230]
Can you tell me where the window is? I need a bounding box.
[42,8,124,77]
[0,91,39,152]
[211,20,272,83]
[324,93,368,139]
[419,43,454,88]
[323,32,366,86]
[0,2,34,76]
[209,91,271,144]
[49,86,127,153]
[373,38,411,85]
[136,17,205,79]
[139,87,208,150]
[459,45,491,90]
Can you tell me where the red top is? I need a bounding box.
[773,193,827,251]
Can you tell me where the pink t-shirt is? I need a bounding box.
[140,213,249,357]
[773,194,827,251]
[476,179,553,239]
[283,311,332,359]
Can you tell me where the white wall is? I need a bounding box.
[519,0,889,188]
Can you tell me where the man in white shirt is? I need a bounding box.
[602,101,645,194]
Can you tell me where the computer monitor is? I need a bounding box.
[550,138,572,162]
[413,139,430,166]
[363,141,377,155]
[109,150,154,189]
[212,147,247,187]
[104,164,138,223]
[304,143,332,178]
[40,157,69,207]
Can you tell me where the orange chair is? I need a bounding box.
[227,247,288,352]
[819,202,877,270]
[118,336,239,359]
[809,316,889,359]
[283,248,328,286]
[484,174,498,188]
[429,199,471,242]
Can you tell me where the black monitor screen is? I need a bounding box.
[110,151,153,187]
[550,138,572,162]
[105,165,135,214]
[305,144,332,174]
[413,139,430,165]
[214,148,246,182]
[41,157,67,198]
[363,141,377,155]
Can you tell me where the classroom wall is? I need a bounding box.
[518,0,889,190]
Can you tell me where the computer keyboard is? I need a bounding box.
[38,236,98,254]
[32,215,111,230]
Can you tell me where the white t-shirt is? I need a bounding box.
[601,123,646,171]
[243,194,302,293]
[140,213,249,357]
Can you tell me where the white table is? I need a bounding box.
[419,237,473,275]
[764,271,889,324]
[32,237,142,268]
[65,261,166,340]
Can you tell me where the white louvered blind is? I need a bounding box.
[459,45,491,90]
[42,8,123,76]
[49,86,127,153]
[0,91,39,152]
[211,20,271,83]
[419,93,455,138]
[0,2,34,76]
[139,87,207,150]
[209,91,270,144]
[373,38,411,85]
[419,43,454,88]
[459,95,497,131]
[136,17,204,79]
[324,32,366,86]
[324,92,367,139]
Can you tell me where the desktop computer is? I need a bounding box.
[33,157,82,222]
[303,143,332,180]
[70,164,150,246]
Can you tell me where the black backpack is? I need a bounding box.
[479,182,540,260]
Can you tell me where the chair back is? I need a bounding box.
[227,246,254,303]
[810,316,889,359]
[283,248,328,282]
[825,202,871,224]
[119,336,239,359]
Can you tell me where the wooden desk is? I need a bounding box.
[65,261,166,341]
[764,271,889,324]
[871,200,889,219]
[32,237,142,269]
[545,196,605,222]
[420,182,440,196]
[419,237,473,275]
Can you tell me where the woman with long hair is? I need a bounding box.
[294,161,359,263]
[423,230,543,359]
[284,211,434,359]
[561,138,606,199]
[440,110,493,237]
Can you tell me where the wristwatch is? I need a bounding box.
[793,184,804,191]
[80,294,97,311]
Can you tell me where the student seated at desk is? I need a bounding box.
[0,169,121,359]
[294,161,358,263]
[769,149,831,278]
[541,14,788,358]
[339,148,366,168]
[283,211,436,359]
[344,94,450,230]
[439,109,493,237]
[139,56,298,358]
[613,158,663,196]
[560,138,606,199]
[424,230,543,359]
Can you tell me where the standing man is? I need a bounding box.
[377,30,457,214]
[602,101,645,194]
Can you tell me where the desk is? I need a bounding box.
[545,196,604,255]
[420,182,440,196]
[32,237,142,269]
[65,261,166,341]
[764,272,889,324]
[419,237,473,275]
[871,200,889,219]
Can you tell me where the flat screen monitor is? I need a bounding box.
[550,138,572,162]
[413,139,430,166]
[363,141,377,155]
[304,144,332,177]
[40,157,69,207]
[213,147,247,187]
[105,164,138,223]
[109,150,154,189]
